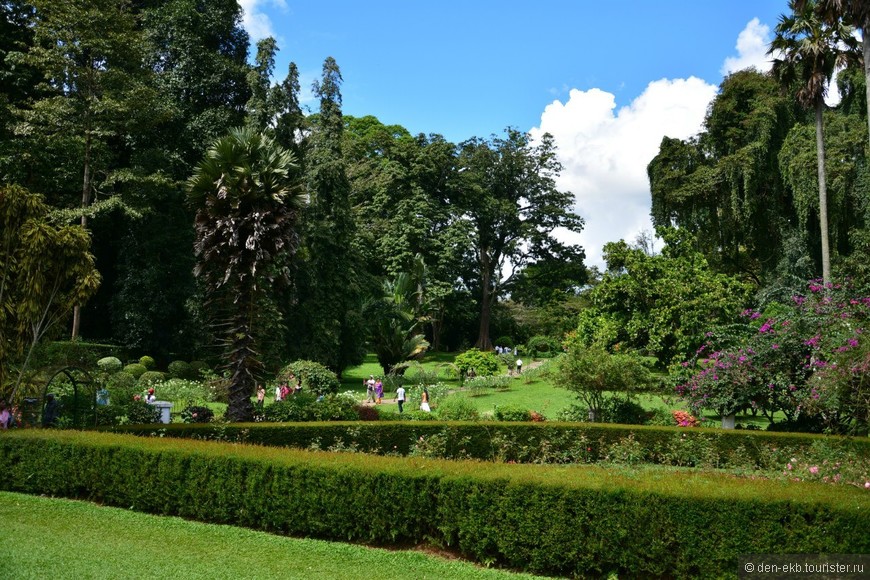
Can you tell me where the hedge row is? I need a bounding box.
[1,431,867,577]
[107,421,870,467]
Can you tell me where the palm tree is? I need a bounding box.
[798,0,870,148]
[769,0,857,284]
[187,127,305,421]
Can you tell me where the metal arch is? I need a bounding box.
[41,366,96,428]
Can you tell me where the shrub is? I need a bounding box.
[139,355,156,370]
[435,397,479,421]
[123,363,147,379]
[526,335,559,357]
[494,336,514,348]
[180,405,214,423]
[277,360,340,396]
[138,371,165,387]
[120,400,161,424]
[106,371,138,401]
[189,361,209,379]
[158,379,211,405]
[454,348,500,377]
[494,405,532,422]
[167,360,192,380]
[263,393,358,422]
[97,357,123,373]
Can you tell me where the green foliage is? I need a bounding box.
[434,397,480,421]
[138,356,156,370]
[137,371,165,387]
[106,372,137,401]
[494,336,514,348]
[554,344,655,421]
[180,405,214,423]
[0,185,100,400]
[167,360,191,380]
[2,431,868,578]
[189,361,209,378]
[573,228,753,366]
[97,357,123,374]
[525,335,558,357]
[493,405,532,422]
[123,364,147,379]
[277,360,340,396]
[120,400,161,424]
[454,348,500,377]
[263,393,359,422]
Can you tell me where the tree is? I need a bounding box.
[0,184,100,401]
[365,262,430,376]
[574,228,754,367]
[648,69,797,278]
[769,0,858,284]
[799,0,870,149]
[553,343,654,422]
[187,127,304,422]
[454,129,585,349]
[291,57,365,373]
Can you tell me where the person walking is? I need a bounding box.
[375,378,384,404]
[396,385,406,413]
[515,358,523,375]
[366,375,376,403]
[256,385,266,410]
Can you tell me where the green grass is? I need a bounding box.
[0,491,547,580]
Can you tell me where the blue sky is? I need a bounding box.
[240,0,795,267]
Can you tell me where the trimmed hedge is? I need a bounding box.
[108,421,870,467]
[0,431,867,578]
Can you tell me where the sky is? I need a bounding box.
[239,0,797,268]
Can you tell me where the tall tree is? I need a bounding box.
[291,57,365,373]
[648,69,797,279]
[454,129,585,349]
[187,127,304,422]
[769,0,858,284]
[11,0,160,338]
[800,0,870,149]
[0,185,100,401]
[245,36,278,132]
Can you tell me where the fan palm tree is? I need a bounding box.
[769,0,857,284]
[798,0,870,148]
[187,127,305,421]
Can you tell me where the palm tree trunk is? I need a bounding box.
[864,29,870,151]
[815,101,831,285]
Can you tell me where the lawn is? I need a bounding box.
[0,492,547,580]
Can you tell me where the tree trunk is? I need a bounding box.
[71,108,93,340]
[814,102,831,286]
[475,258,492,350]
[864,29,870,153]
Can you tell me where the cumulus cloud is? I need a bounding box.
[239,0,287,42]
[721,18,774,76]
[531,78,717,269]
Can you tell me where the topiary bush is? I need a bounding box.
[139,355,156,370]
[138,371,165,387]
[167,360,192,380]
[494,336,514,349]
[276,360,340,396]
[97,357,123,373]
[454,348,500,377]
[123,363,147,379]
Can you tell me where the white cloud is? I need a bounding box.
[531,78,717,269]
[721,18,774,76]
[239,0,288,42]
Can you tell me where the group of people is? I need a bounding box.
[365,376,428,413]
[364,375,384,404]
[274,375,302,402]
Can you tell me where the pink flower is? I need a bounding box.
[809,466,819,475]
[865,482,870,489]
[787,463,793,470]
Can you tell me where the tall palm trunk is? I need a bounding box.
[815,101,831,285]
[864,29,870,150]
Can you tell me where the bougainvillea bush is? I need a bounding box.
[675,280,870,433]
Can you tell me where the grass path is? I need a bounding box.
[0,492,549,580]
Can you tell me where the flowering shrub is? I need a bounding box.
[672,410,700,427]
[675,280,870,433]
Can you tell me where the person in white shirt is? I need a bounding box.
[396,386,406,413]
